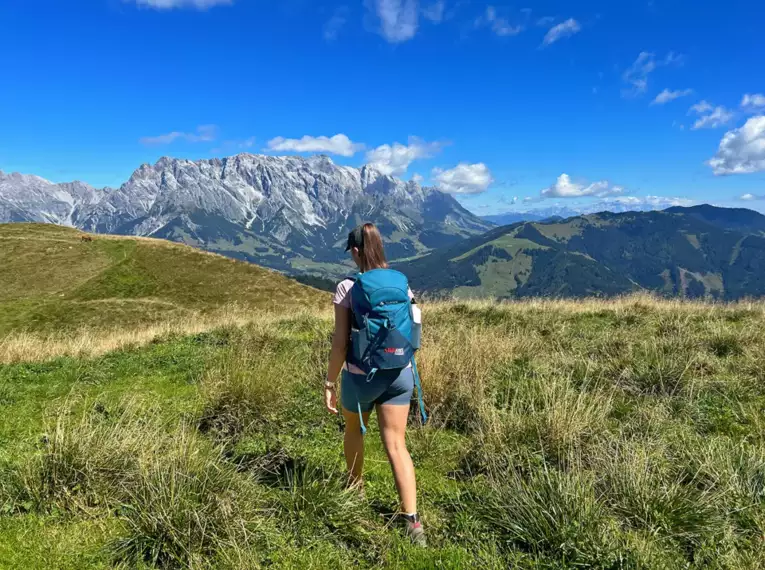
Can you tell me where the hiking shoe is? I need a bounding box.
[403,514,427,547]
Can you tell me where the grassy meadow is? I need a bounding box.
[2,290,765,568]
[0,223,326,336]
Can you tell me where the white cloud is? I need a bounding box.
[651,88,693,105]
[411,173,425,184]
[478,6,524,36]
[541,173,626,199]
[689,100,713,114]
[740,193,765,201]
[133,0,232,9]
[211,136,256,155]
[708,115,765,175]
[266,134,364,157]
[140,124,218,145]
[622,51,682,97]
[601,195,694,209]
[368,0,419,43]
[422,1,445,23]
[741,93,765,112]
[432,163,493,194]
[691,105,735,130]
[542,18,580,45]
[366,137,444,176]
[324,7,349,41]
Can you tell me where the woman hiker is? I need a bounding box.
[324,223,426,547]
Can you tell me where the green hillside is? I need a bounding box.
[399,206,765,300]
[664,204,765,236]
[0,223,327,334]
[2,297,765,568]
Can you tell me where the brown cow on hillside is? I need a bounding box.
[81,235,93,243]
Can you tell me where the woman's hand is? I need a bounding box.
[324,383,338,415]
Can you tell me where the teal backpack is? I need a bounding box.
[347,269,427,434]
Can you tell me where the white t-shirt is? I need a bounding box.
[333,278,414,374]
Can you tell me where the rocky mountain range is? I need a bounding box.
[0,154,491,275]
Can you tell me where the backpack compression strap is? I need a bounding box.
[358,366,379,436]
[411,358,428,425]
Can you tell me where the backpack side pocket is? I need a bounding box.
[410,303,422,351]
[350,326,370,367]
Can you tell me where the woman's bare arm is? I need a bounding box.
[327,304,351,384]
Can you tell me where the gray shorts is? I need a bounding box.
[341,367,414,413]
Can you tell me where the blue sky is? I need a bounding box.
[1,0,764,214]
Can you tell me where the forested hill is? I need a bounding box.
[398,206,765,300]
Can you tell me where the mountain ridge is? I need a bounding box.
[399,206,765,300]
[0,154,492,276]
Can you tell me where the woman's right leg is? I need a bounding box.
[377,402,417,514]
[342,407,371,486]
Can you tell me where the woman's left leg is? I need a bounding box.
[342,406,371,486]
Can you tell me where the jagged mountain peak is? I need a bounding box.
[0,170,53,186]
[0,154,492,276]
[0,170,103,226]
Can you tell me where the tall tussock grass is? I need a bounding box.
[112,431,269,569]
[198,319,331,440]
[3,296,765,567]
[472,465,620,566]
[6,399,276,568]
[26,399,167,512]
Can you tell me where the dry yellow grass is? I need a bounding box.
[424,291,765,315]
[0,304,333,364]
[5,293,763,366]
